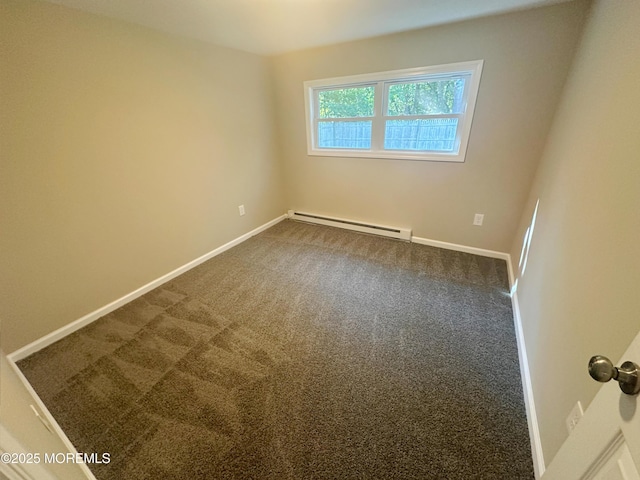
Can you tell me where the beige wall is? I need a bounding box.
[510,0,640,466]
[270,1,589,253]
[4,0,634,472]
[0,0,285,354]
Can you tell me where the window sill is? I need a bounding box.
[307,148,465,162]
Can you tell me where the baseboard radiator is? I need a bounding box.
[287,210,411,241]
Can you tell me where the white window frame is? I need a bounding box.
[303,60,483,162]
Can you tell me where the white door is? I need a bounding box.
[543,331,640,479]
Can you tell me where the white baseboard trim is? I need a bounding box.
[2,362,97,480]
[411,235,510,261]
[507,258,545,478]
[6,215,543,479]
[8,214,287,362]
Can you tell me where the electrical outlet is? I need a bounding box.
[473,213,484,226]
[565,401,584,433]
[238,205,245,216]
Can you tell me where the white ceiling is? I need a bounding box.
[44,0,574,55]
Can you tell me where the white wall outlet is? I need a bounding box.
[565,400,584,434]
[473,213,484,226]
[238,205,245,216]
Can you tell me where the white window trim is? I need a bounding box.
[303,60,484,162]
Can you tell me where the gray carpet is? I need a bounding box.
[17,220,534,479]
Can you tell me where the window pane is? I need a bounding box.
[318,86,375,118]
[318,121,372,149]
[384,118,458,152]
[387,79,465,116]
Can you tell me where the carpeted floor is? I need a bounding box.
[17,220,534,479]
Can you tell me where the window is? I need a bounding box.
[304,61,483,162]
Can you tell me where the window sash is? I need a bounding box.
[313,82,467,152]
[304,61,483,162]
[382,113,463,121]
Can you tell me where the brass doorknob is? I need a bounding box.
[588,355,640,395]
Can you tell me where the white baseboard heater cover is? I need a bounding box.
[288,210,411,241]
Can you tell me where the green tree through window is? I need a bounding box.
[305,61,483,161]
[318,86,374,118]
[387,79,465,116]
